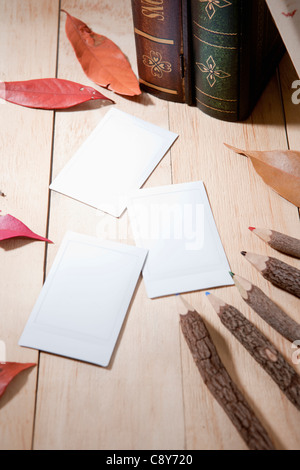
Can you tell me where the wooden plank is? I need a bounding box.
[32,0,185,450]
[2,0,296,450]
[169,56,300,449]
[170,57,300,449]
[0,0,59,450]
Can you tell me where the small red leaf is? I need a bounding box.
[0,213,53,243]
[0,362,36,398]
[62,10,141,96]
[0,78,113,109]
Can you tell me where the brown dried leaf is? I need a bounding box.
[225,144,300,207]
[62,10,141,96]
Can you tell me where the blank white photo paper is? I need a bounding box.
[50,108,178,217]
[19,232,148,367]
[128,181,233,298]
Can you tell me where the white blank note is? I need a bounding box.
[50,109,178,217]
[19,232,148,367]
[266,0,300,78]
[128,181,234,298]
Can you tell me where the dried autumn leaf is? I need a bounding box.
[0,362,36,398]
[0,213,53,243]
[225,144,300,207]
[62,10,141,96]
[0,78,112,109]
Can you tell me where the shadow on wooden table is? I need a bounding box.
[0,238,46,252]
[0,367,35,410]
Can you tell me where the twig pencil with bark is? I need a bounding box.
[231,272,300,343]
[241,251,300,298]
[178,296,275,450]
[206,292,300,412]
[249,227,300,259]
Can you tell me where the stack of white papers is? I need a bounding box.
[50,109,178,218]
[19,232,148,367]
[128,181,233,298]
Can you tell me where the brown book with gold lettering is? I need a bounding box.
[131,0,193,104]
[131,0,285,121]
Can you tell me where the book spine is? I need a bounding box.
[131,0,192,103]
[190,0,240,121]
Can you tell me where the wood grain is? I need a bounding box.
[0,0,60,450]
[0,1,300,451]
[170,55,300,450]
[32,0,185,451]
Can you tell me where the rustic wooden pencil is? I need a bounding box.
[178,296,275,451]
[206,292,300,413]
[241,251,300,298]
[249,227,300,259]
[231,272,300,343]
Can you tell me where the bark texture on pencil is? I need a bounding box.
[208,294,300,412]
[180,308,274,450]
[249,227,300,259]
[241,252,300,299]
[232,273,300,343]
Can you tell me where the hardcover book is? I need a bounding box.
[131,0,286,121]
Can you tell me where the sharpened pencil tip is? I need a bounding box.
[248,226,256,232]
[241,251,246,256]
[229,271,235,278]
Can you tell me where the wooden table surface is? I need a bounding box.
[0,0,299,451]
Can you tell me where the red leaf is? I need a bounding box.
[0,213,53,243]
[0,362,36,398]
[0,78,113,109]
[62,10,141,96]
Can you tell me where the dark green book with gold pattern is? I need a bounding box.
[131,0,285,122]
[190,0,285,121]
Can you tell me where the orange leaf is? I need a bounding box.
[62,10,141,97]
[0,362,36,399]
[225,144,300,207]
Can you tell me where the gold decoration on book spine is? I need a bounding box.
[142,51,172,78]
[200,0,232,20]
[196,55,230,87]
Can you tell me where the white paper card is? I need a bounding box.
[266,0,300,78]
[128,181,233,298]
[50,109,178,217]
[19,232,148,367]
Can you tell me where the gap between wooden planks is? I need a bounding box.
[32,0,185,451]
[169,53,300,450]
[0,0,60,450]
